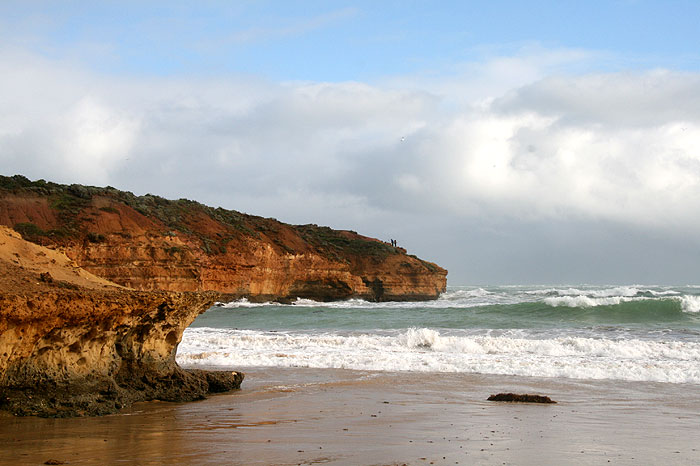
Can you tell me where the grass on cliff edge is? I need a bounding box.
[0,175,413,264]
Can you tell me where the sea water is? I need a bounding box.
[177,285,700,385]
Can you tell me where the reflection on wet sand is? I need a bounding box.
[2,367,700,465]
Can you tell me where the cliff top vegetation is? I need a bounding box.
[0,174,403,263]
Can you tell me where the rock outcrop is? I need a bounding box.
[487,393,557,403]
[0,175,447,301]
[0,174,447,416]
[0,226,243,417]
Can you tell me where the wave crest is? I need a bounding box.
[402,328,441,348]
[544,295,640,308]
[678,295,700,313]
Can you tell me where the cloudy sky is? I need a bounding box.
[2,1,700,285]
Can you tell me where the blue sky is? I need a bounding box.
[2,1,700,284]
[4,1,700,80]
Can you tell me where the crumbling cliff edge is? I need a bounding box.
[0,226,242,417]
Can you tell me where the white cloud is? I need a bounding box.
[60,97,139,183]
[2,46,700,242]
[495,70,700,126]
[381,44,605,106]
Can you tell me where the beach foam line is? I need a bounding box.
[177,327,700,384]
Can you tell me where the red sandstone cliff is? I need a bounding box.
[0,225,242,417]
[0,175,447,301]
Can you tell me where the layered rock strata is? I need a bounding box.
[0,226,242,417]
[0,175,447,301]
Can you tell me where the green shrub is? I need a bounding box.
[14,222,46,239]
[50,193,88,213]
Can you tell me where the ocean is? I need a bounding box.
[177,285,700,385]
[5,285,700,464]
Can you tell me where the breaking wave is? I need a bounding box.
[216,286,700,317]
[178,327,700,384]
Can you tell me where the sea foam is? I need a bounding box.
[177,327,700,384]
[543,295,642,307]
[679,295,700,313]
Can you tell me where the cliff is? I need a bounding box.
[0,226,242,417]
[0,175,447,301]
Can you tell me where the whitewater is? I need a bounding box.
[177,285,700,384]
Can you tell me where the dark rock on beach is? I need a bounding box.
[487,393,557,403]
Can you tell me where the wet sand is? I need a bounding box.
[2,367,699,465]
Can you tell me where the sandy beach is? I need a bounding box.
[2,367,699,465]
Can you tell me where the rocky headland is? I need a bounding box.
[0,175,446,302]
[0,174,446,417]
[0,225,242,417]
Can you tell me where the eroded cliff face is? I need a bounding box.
[0,226,243,417]
[0,176,447,301]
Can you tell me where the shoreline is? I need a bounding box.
[2,367,699,465]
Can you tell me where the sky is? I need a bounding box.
[2,1,700,285]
